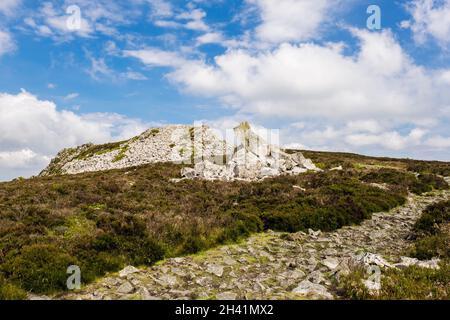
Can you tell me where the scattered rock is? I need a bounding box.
[117,281,134,294]
[394,256,419,269]
[352,252,393,268]
[207,264,224,277]
[322,257,340,270]
[137,287,161,300]
[119,266,140,278]
[216,292,238,300]
[417,258,441,270]
[28,294,51,300]
[159,275,177,287]
[223,256,237,266]
[180,167,196,179]
[308,229,321,237]
[292,280,333,299]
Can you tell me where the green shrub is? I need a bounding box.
[410,200,450,260]
[338,264,450,300]
[3,244,78,294]
[51,183,69,195]
[406,161,450,176]
[414,200,450,235]
[361,169,447,195]
[0,275,27,300]
[112,145,129,163]
[411,234,450,260]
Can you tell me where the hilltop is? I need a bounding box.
[40,122,321,181]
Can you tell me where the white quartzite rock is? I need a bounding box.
[119,266,140,278]
[292,280,333,299]
[206,264,224,277]
[117,281,134,294]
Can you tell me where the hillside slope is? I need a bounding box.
[1,151,449,299]
[59,187,450,300]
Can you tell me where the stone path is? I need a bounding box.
[57,186,450,300]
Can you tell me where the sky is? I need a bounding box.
[0,0,450,181]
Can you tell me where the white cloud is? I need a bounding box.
[0,29,15,57]
[176,8,209,31]
[0,90,150,180]
[0,149,48,170]
[124,70,148,80]
[150,5,212,32]
[154,19,182,28]
[196,32,224,45]
[64,92,79,100]
[425,135,450,148]
[162,29,447,122]
[86,55,114,80]
[248,0,339,44]
[345,120,383,134]
[24,1,142,40]
[345,129,426,151]
[404,0,450,46]
[148,0,174,18]
[0,0,21,16]
[123,48,186,67]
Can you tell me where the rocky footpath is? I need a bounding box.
[55,187,449,301]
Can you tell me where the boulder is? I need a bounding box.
[206,264,224,277]
[322,257,340,271]
[292,280,333,299]
[352,252,393,268]
[117,281,134,294]
[181,167,196,179]
[119,266,140,278]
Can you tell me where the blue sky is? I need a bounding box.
[0,0,450,180]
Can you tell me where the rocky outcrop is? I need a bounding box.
[180,122,320,181]
[40,122,319,181]
[40,125,232,176]
[57,188,449,301]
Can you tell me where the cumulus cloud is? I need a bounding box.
[403,0,450,47]
[126,25,450,160]
[0,90,150,180]
[160,29,447,123]
[248,0,340,44]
